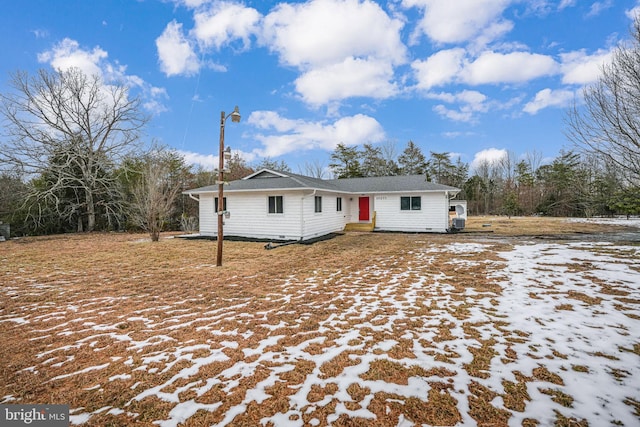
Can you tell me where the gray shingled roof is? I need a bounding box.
[184,169,459,194]
[326,175,458,193]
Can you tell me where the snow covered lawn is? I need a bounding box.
[566,216,640,229]
[1,232,639,426]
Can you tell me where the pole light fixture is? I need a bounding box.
[217,105,240,267]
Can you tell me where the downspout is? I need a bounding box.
[301,189,317,240]
[445,191,451,231]
[188,193,199,202]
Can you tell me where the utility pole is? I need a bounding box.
[216,106,240,267]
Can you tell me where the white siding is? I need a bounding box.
[345,196,371,223]
[197,189,452,238]
[198,191,349,240]
[346,197,360,222]
[198,194,217,236]
[374,192,450,232]
[300,192,349,239]
[225,191,303,240]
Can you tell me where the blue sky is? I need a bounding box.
[2,0,639,175]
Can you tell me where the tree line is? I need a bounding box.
[2,17,640,237]
[0,68,638,239]
[326,141,639,218]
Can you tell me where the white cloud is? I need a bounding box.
[178,149,257,169]
[587,0,614,18]
[156,20,200,77]
[413,49,559,89]
[442,131,477,139]
[411,48,465,90]
[462,51,558,85]
[173,0,210,8]
[163,0,407,106]
[32,29,49,39]
[433,105,475,123]
[38,38,169,115]
[247,111,385,157]
[523,88,575,114]
[626,3,640,19]
[559,49,612,85]
[143,91,170,115]
[38,38,107,77]
[402,0,513,45]
[471,148,507,170]
[294,57,398,106]
[429,90,488,123]
[525,0,576,14]
[261,0,406,68]
[192,2,260,50]
[258,0,406,106]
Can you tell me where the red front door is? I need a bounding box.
[359,197,370,221]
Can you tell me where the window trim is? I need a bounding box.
[336,197,342,212]
[214,197,227,213]
[400,196,422,211]
[268,195,284,214]
[314,196,322,213]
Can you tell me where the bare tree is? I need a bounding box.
[0,68,147,231]
[565,18,640,182]
[380,139,398,163]
[128,148,187,242]
[254,157,291,172]
[525,150,543,176]
[300,159,328,178]
[499,150,518,190]
[225,152,254,181]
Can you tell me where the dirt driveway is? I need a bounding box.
[1,217,639,426]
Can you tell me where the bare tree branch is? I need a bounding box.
[565,18,640,182]
[0,68,148,231]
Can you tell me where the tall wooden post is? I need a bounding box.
[216,111,225,267]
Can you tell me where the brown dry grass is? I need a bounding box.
[464,215,636,235]
[0,216,637,426]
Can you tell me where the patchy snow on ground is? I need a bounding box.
[495,242,640,426]
[2,239,639,426]
[566,216,640,228]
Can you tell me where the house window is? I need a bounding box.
[400,196,421,211]
[268,196,283,214]
[315,196,322,213]
[336,197,342,212]
[214,197,227,212]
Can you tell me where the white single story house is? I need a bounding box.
[183,169,464,241]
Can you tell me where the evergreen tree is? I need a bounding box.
[536,150,583,216]
[426,152,456,184]
[514,160,533,215]
[398,141,427,175]
[329,143,363,178]
[361,144,388,177]
[609,186,640,218]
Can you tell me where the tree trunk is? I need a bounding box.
[86,190,96,232]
